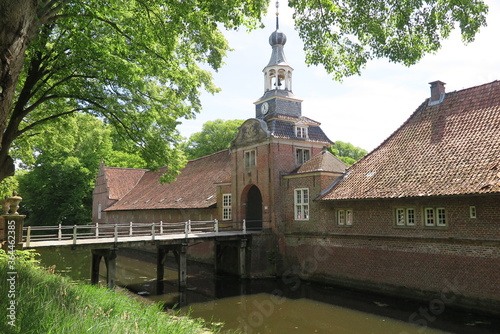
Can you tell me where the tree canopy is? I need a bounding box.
[291,0,488,80]
[0,0,489,183]
[180,119,244,160]
[329,141,368,165]
[17,113,146,225]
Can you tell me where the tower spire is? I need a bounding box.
[255,1,302,119]
[276,0,280,30]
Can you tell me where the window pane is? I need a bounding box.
[296,206,302,219]
[437,208,446,226]
[407,209,415,225]
[304,149,310,162]
[338,210,345,225]
[303,189,309,203]
[296,190,302,204]
[425,208,435,226]
[470,206,477,219]
[396,208,405,226]
[346,210,353,225]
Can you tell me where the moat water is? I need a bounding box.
[36,247,499,334]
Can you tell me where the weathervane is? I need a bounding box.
[276,0,280,30]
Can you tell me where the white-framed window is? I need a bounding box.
[97,203,102,220]
[295,126,308,139]
[294,188,309,220]
[222,194,232,221]
[469,206,477,219]
[337,209,353,226]
[425,208,435,226]
[244,150,256,167]
[296,148,311,165]
[425,207,447,227]
[395,208,415,226]
[437,207,446,226]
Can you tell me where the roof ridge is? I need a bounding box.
[187,149,230,162]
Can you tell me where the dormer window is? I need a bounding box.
[295,126,308,139]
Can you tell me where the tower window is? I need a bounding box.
[295,126,308,138]
[244,150,256,167]
[296,148,311,165]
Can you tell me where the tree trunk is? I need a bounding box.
[0,0,41,181]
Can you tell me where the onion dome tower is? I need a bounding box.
[255,1,303,119]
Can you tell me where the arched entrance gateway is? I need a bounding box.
[242,185,263,230]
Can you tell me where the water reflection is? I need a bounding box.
[34,247,499,334]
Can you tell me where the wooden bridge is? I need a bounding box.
[21,220,256,289]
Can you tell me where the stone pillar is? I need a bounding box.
[1,193,26,250]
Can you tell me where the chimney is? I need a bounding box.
[429,80,446,105]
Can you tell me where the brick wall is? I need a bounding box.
[280,194,500,314]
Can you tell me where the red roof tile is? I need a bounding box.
[105,167,147,201]
[105,150,231,211]
[320,80,500,200]
[295,150,347,174]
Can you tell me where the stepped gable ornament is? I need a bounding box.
[231,119,270,148]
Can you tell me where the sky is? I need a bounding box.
[177,0,500,152]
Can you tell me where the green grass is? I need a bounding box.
[0,250,216,334]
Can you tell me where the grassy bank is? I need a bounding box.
[0,250,215,334]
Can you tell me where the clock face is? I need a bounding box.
[261,102,269,114]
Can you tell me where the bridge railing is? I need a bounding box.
[23,219,252,247]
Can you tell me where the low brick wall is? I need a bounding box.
[282,233,500,316]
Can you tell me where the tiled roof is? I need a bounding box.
[320,80,500,200]
[294,150,347,174]
[266,114,333,144]
[106,150,231,211]
[104,167,147,201]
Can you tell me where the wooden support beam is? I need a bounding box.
[90,253,102,285]
[239,238,247,279]
[157,247,169,282]
[104,252,117,289]
[178,243,188,288]
[91,249,117,288]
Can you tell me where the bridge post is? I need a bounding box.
[90,252,102,285]
[179,243,188,288]
[157,246,168,282]
[239,238,247,278]
[91,249,117,289]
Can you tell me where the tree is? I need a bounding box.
[291,0,488,80]
[17,113,146,225]
[0,0,266,182]
[329,141,367,166]
[181,119,244,160]
[0,0,488,182]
